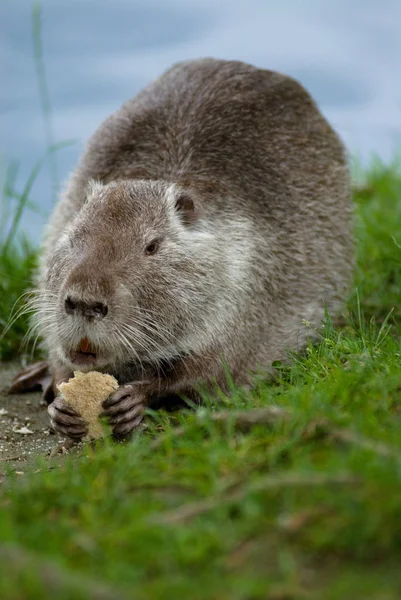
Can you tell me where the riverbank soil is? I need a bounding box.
[0,363,76,478]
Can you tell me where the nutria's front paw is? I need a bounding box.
[48,395,88,439]
[101,384,146,439]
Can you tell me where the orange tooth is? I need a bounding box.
[80,337,92,353]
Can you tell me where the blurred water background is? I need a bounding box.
[1,0,400,242]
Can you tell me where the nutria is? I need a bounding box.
[10,58,354,439]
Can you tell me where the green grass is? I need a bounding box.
[0,142,74,361]
[1,163,401,599]
[0,159,40,361]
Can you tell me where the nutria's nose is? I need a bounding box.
[64,296,108,320]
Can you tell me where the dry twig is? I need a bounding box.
[152,472,358,525]
[151,405,288,449]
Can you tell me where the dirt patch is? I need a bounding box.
[0,363,80,479]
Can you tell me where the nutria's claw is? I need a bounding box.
[102,384,145,439]
[48,395,88,439]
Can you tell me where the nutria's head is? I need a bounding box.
[35,179,236,374]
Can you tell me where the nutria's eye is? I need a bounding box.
[145,240,160,256]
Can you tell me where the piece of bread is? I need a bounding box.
[57,371,119,439]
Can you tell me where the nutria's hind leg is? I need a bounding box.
[7,361,68,405]
[8,361,50,394]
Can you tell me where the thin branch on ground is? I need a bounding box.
[330,427,400,459]
[151,405,400,463]
[152,472,359,525]
[0,456,27,463]
[150,405,288,449]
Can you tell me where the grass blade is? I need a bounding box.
[32,1,58,202]
[2,141,74,255]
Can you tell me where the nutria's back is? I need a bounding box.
[50,58,349,217]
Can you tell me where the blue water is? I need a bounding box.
[1,0,400,243]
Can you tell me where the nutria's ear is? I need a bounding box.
[174,193,202,225]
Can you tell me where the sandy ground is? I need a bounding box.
[0,363,182,483]
[0,363,79,481]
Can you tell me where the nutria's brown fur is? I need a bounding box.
[26,58,353,438]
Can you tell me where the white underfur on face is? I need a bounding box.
[85,179,104,199]
[165,183,255,355]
